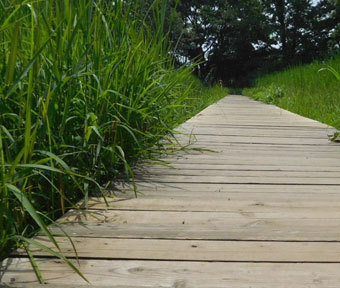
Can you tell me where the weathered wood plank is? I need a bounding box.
[173,134,332,145]
[158,143,340,152]
[141,163,340,172]
[112,191,340,203]
[187,119,328,128]
[111,183,340,197]
[177,125,336,138]
[16,237,340,263]
[156,148,340,158]
[181,122,332,129]
[60,209,340,222]
[2,258,340,287]
[78,197,340,212]
[108,191,340,201]
[134,174,340,185]
[156,151,340,162]
[178,126,334,136]
[137,169,340,178]
[49,219,340,241]
[155,155,340,166]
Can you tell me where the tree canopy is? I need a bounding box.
[168,0,340,86]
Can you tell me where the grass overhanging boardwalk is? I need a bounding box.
[1,95,340,287]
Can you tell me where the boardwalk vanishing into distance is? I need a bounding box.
[2,95,340,287]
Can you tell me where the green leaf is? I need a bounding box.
[22,241,44,284]
[14,236,89,284]
[5,38,51,98]
[7,184,61,252]
[3,163,65,174]
[330,132,340,142]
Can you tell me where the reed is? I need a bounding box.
[0,0,228,273]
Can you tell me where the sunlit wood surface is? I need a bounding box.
[2,95,340,287]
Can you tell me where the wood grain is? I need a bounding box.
[47,220,340,241]
[2,258,340,287]
[80,197,340,213]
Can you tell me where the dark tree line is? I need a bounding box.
[128,0,339,87]
[171,0,340,86]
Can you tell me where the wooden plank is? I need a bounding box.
[60,209,340,222]
[164,147,340,155]
[164,142,340,151]
[151,149,340,158]
[50,220,340,241]
[189,115,325,121]
[179,124,334,133]
[188,106,327,120]
[180,122,336,129]
[110,191,340,202]
[112,182,340,195]
[173,134,332,145]
[187,121,328,128]
[138,169,340,178]
[158,155,340,165]
[189,108,323,118]
[177,126,336,138]
[157,146,340,157]
[187,119,328,128]
[79,197,340,212]
[188,111,322,116]
[111,186,340,201]
[180,122,333,129]
[155,156,340,166]
[158,145,340,154]
[17,236,340,263]
[3,258,340,287]
[136,175,340,185]
[166,142,340,152]
[148,143,340,155]
[188,115,329,129]
[141,163,340,172]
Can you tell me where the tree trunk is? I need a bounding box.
[276,0,287,60]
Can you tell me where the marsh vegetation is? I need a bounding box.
[0,0,227,262]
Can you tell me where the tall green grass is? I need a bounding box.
[0,0,228,267]
[244,55,340,129]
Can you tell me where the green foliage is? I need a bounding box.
[251,84,285,104]
[321,65,340,142]
[172,0,338,86]
[0,0,228,273]
[244,54,340,129]
[260,0,337,60]
[175,0,270,85]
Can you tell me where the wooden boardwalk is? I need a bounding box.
[2,95,340,287]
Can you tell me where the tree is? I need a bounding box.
[129,0,340,86]
[261,0,338,64]
[175,0,270,85]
